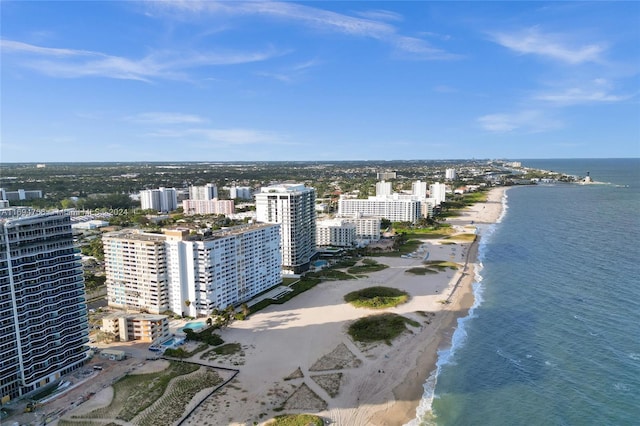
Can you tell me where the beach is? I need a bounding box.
[49,187,507,426]
[182,187,507,426]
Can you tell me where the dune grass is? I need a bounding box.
[344,286,409,309]
[348,313,420,344]
[269,413,325,426]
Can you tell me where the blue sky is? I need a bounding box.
[1,1,639,162]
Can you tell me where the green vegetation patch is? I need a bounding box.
[135,369,222,426]
[312,269,356,281]
[347,260,389,274]
[443,233,476,242]
[163,343,208,359]
[184,328,224,346]
[348,313,419,344]
[424,260,460,270]
[212,343,242,355]
[80,361,199,421]
[405,267,439,275]
[344,286,409,309]
[270,413,325,426]
[333,258,358,268]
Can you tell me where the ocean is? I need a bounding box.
[415,158,640,425]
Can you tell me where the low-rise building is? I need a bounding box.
[101,313,170,343]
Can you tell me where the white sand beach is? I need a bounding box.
[182,187,508,426]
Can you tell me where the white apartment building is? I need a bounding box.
[338,196,422,223]
[338,213,381,243]
[165,224,281,316]
[103,231,169,314]
[101,313,170,343]
[429,182,447,205]
[445,168,457,181]
[182,199,235,216]
[1,212,89,403]
[140,187,178,212]
[376,180,393,197]
[316,219,357,247]
[104,223,281,317]
[189,183,218,200]
[412,180,428,197]
[255,183,316,274]
[229,186,252,200]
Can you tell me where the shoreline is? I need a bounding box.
[370,239,479,426]
[370,187,508,425]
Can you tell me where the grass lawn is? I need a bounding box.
[348,313,420,345]
[443,233,476,242]
[344,286,409,309]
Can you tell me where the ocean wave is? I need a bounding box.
[496,189,509,224]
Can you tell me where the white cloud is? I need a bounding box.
[535,88,631,105]
[491,27,605,64]
[147,126,292,146]
[0,39,99,57]
[354,9,403,22]
[534,79,633,105]
[1,39,282,81]
[151,1,456,60]
[256,58,321,82]
[127,112,207,124]
[478,110,562,133]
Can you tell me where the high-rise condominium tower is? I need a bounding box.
[255,183,316,274]
[188,183,218,200]
[140,187,178,212]
[1,212,89,403]
[103,223,281,316]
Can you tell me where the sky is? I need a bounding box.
[1,1,639,162]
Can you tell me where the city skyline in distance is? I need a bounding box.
[1,1,639,162]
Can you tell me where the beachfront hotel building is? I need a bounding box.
[140,187,178,212]
[255,183,317,274]
[103,223,281,317]
[316,219,357,247]
[182,199,235,216]
[0,212,89,403]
